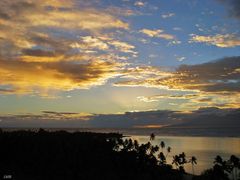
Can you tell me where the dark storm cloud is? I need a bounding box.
[0,0,37,20]
[0,12,11,20]
[174,56,240,92]
[22,49,57,57]
[0,88,16,94]
[0,107,239,128]
[42,111,80,115]
[217,0,240,20]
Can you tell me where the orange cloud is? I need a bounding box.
[70,36,137,55]
[0,59,122,96]
[190,34,240,47]
[140,29,176,40]
[0,0,134,96]
[117,57,240,92]
[139,28,180,45]
[115,57,240,109]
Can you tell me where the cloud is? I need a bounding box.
[0,0,129,31]
[22,49,57,57]
[0,109,178,128]
[0,107,240,130]
[28,10,129,31]
[42,111,91,119]
[117,56,240,93]
[173,27,182,31]
[137,92,240,110]
[108,40,137,55]
[134,1,145,7]
[172,57,240,92]
[0,59,122,96]
[190,34,240,47]
[217,0,240,20]
[137,94,198,103]
[120,65,173,80]
[140,29,164,37]
[194,97,213,102]
[115,56,240,108]
[105,7,135,17]
[139,28,180,45]
[70,36,110,51]
[140,29,175,40]
[0,111,91,128]
[149,54,158,58]
[137,96,158,102]
[70,36,137,55]
[0,88,16,94]
[0,0,136,96]
[161,13,175,19]
[175,56,186,62]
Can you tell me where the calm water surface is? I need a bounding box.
[68,127,240,174]
[127,135,240,175]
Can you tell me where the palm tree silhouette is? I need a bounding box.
[166,146,171,158]
[214,155,223,166]
[229,155,240,180]
[127,139,134,151]
[172,152,187,173]
[172,155,180,169]
[133,140,139,150]
[160,141,165,152]
[150,133,155,141]
[145,142,152,155]
[189,156,197,175]
[158,152,166,165]
[150,145,159,155]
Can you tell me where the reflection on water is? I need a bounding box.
[127,136,240,175]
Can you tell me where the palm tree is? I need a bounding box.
[213,155,230,178]
[158,152,166,165]
[150,145,159,155]
[145,142,152,154]
[150,133,155,141]
[229,155,240,180]
[189,156,197,175]
[214,155,223,166]
[133,140,139,150]
[172,152,187,173]
[172,155,180,169]
[179,152,187,164]
[160,141,165,152]
[126,139,134,151]
[166,146,171,158]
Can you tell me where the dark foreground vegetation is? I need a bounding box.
[0,129,239,180]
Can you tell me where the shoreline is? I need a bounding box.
[1,127,240,138]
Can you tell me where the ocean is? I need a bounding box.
[63,127,240,175]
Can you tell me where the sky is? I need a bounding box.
[0,0,240,125]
